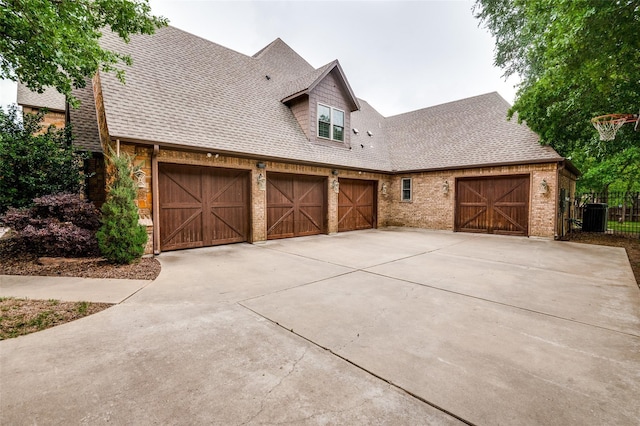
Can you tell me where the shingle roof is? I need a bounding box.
[69,84,102,153]
[385,92,561,170]
[68,25,562,172]
[93,26,394,171]
[16,84,65,111]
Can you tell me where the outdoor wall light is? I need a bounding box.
[331,179,340,194]
[381,182,388,195]
[256,162,266,169]
[331,169,339,176]
[539,179,549,194]
[442,180,449,194]
[134,169,147,189]
[257,173,266,191]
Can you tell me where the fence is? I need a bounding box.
[572,192,640,237]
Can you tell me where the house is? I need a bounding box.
[16,85,66,129]
[18,26,578,255]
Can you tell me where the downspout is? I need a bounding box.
[152,145,160,255]
[555,161,564,239]
[116,139,120,157]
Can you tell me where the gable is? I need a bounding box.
[308,69,354,146]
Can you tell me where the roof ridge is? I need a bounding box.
[252,37,313,68]
[162,25,253,59]
[387,91,503,119]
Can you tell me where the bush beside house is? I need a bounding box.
[0,193,100,257]
[96,153,147,264]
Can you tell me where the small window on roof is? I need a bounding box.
[318,103,345,142]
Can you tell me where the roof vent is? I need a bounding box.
[265,75,271,80]
[367,130,373,137]
[353,128,359,134]
[360,144,364,148]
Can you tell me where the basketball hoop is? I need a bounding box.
[591,114,638,141]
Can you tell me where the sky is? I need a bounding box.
[0,0,520,117]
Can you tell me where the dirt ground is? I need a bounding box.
[0,298,112,340]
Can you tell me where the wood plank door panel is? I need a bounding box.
[267,174,326,239]
[159,164,249,251]
[338,179,377,232]
[456,176,529,236]
[159,165,205,250]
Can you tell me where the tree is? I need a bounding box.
[0,0,167,106]
[474,0,640,176]
[96,151,147,264]
[0,105,87,213]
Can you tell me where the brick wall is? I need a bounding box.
[110,142,569,254]
[22,106,65,130]
[384,163,562,238]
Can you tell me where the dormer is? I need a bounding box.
[282,60,359,147]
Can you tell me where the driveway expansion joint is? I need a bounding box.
[362,269,640,339]
[239,302,476,426]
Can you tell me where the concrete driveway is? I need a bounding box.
[1,228,639,425]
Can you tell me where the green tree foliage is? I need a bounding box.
[474,0,640,190]
[0,0,167,106]
[96,152,147,264]
[0,105,87,213]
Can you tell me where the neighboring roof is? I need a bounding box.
[385,92,562,171]
[70,25,563,172]
[16,84,65,111]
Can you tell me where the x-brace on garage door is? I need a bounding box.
[159,164,249,251]
[455,175,530,236]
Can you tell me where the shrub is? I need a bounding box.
[96,152,147,264]
[0,105,88,213]
[0,193,100,257]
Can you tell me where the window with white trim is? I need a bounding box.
[401,178,412,201]
[318,103,345,142]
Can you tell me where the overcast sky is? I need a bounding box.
[0,0,519,117]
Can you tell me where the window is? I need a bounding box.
[401,178,412,201]
[318,103,345,142]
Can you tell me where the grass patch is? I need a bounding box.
[0,298,113,340]
[607,221,640,233]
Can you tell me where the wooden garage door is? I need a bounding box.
[338,179,377,232]
[159,164,249,251]
[267,173,326,239]
[455,175,530,236]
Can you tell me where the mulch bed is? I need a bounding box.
[0,239,161,280]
